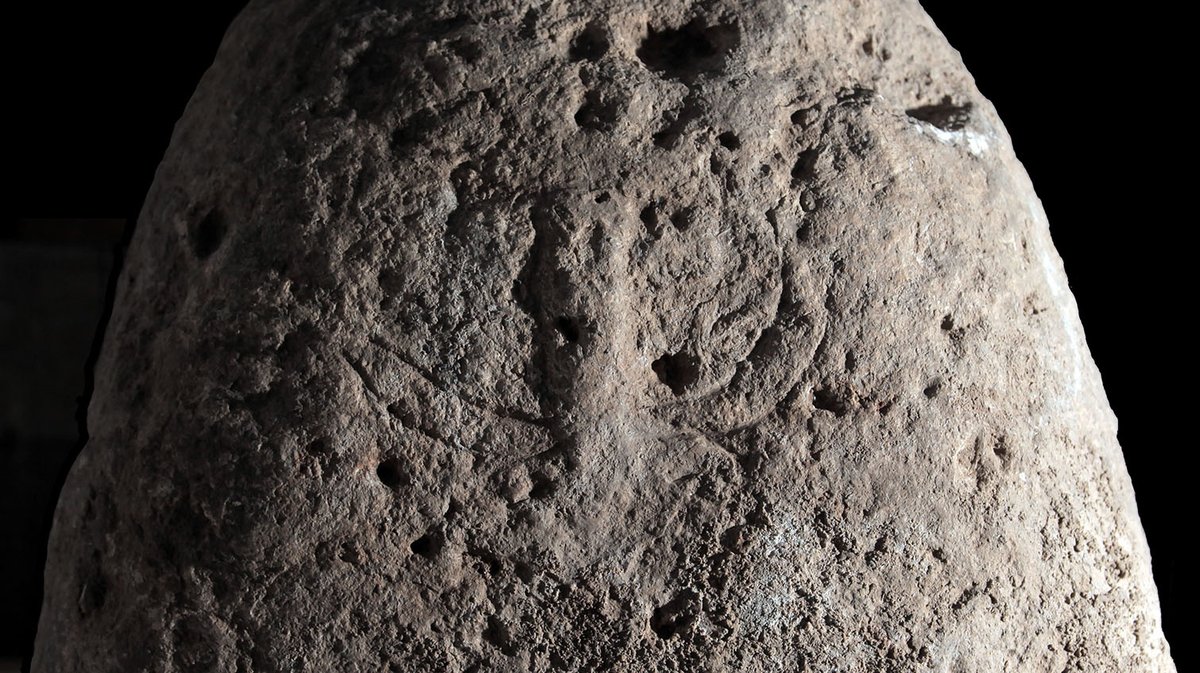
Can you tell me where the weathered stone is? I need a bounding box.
[35,1,1175,671]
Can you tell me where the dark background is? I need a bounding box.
[2,1,1185,668]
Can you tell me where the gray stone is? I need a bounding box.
[34,0,1175,670]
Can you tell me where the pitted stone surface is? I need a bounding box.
[35,1,1174,671]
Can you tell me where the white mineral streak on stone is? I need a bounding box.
[913,121,994,156]
[1030,200,1086,400]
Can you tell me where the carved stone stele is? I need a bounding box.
[35,1,1174,671]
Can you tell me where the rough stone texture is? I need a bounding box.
[34,1,1174,671]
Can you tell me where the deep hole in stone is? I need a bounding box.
[555,316,580,343]
[652,350,700,395]
[519,8,539,39]
[640,204,660,232]
[813,386,850,416]
[717,131,740,150]
[993,436,1012,464]
[670,208,694,232]
[637,18,740,83]
[594,191,611,203]
[514,561,536,583]
[923,380,942,398]
[791,148,819,184]
[650,590,699,639]
[529,472,557,500]
[376,458,407,490]
[906,98,973,131]
[707,153,722,177]
[651,126,679,149]
[410,531,442,559]
[649,607,678,638]
[190,207,227,260]
[569,22,610,62]
[790,106,816,127]
[338,541,362,565]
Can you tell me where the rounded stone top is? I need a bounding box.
[34,1,1174,671]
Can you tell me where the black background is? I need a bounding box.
[3,1,1186,668]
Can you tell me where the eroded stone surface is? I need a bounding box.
[35,1,1175,671]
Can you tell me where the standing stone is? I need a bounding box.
[34,1,1175,671]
